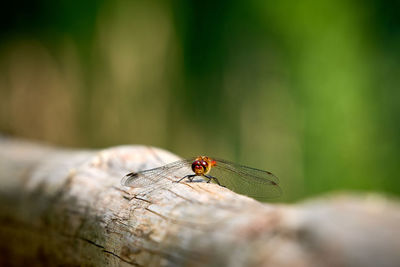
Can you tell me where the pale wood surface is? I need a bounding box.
[0,137,399,267]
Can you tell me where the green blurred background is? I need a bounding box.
[0,0,399,202]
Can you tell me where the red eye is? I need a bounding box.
[192,160,203,172]
[201,161,208,167]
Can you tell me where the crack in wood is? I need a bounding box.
[123,195,132,201]
[80,237,140,266]
[132,196,153,204]
[80,237,105,249]
[102,250,141,266]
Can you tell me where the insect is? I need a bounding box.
[122,156,281,199]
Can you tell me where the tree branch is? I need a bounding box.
[0,137,399,267]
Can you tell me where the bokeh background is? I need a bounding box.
[0,0,399,202]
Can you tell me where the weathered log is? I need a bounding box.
[0,137,399,267]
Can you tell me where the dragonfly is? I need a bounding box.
[122,156,281,199]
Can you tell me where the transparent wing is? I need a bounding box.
[121,158,195,187]
[121,156,282,200]
[210,158,282,199]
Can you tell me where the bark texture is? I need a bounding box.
[0,137,399,267]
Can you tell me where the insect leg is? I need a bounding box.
[204,175,225,187]
[174,174,196,183]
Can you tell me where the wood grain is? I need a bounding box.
[0,137,399,267]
